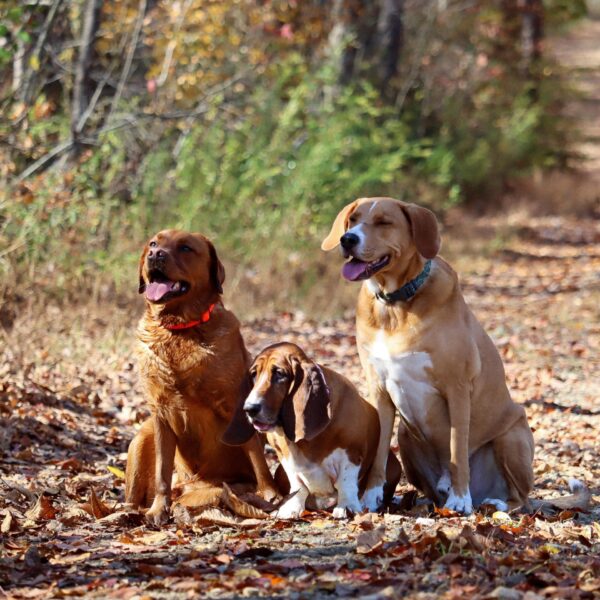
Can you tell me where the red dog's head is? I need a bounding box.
[138,230,225,312]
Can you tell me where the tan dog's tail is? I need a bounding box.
[527,479,591,512]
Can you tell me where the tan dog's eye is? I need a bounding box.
[375,220,393,227]
[249,368,257,381]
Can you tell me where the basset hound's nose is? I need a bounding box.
[244,402,262,417]
[340,232,359,250]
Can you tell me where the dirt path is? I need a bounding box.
[1,210,598,599]
[550,17,600,178]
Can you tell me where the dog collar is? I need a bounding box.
[375,260,432,304]
[164,303,216,330]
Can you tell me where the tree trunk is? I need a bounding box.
[71,0,102,153]
[327,0,358,85]
[521,0,544,73]
[377,0,404,96]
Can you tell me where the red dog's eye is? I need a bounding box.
[179,245,193,252]
[149,241,157,247]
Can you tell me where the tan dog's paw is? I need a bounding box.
[145,497,170,526]
[362,482,384,512]
[443,489,473,515]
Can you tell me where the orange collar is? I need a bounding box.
[164,303,216,331]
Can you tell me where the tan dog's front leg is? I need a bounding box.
[362,391,396,512]
[444,385,472,514]
[146,415,176,526]
[244,435,279,501]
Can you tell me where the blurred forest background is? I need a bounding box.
[0,0,593,314]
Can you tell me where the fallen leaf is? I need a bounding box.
[1,510,18,533]
[222,483,269,519]
[86,488,112,519]
[106,465,126,479]
[356,524,385,554]
[25,494,57,521]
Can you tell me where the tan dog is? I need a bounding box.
[321,198,536,514]
[223,342,401,518]
[125,230,278,525]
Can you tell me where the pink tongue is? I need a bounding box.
[342,259,370,281]
[145,281,175,301]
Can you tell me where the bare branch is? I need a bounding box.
[106,0,148,123]
[20,0,64,103]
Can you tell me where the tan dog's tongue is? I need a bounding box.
[342,259,370,281]
[146,281,175,301]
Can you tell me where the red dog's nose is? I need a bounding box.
[148,248,167,259]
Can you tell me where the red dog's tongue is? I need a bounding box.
[146,281,176,301]
[342,258,370,281]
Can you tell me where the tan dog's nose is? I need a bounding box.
[340,232,359,250]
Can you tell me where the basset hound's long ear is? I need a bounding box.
[402,203,441,259]
[222,374,255,445]
[207,240,225,295]
[321,200,359,251]
[138,244,149,294]
[281,358,331,442]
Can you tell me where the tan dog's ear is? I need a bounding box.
[403,203,441,259]
[207,240,225,295]
[281,359,331,442]
[138,245,148,294]
[321,200,358,251]
[222,374,255,445]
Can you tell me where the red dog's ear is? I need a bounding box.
[321,200,358,251]
[281,358,331,442]
[138,245,149,294]
[403,203,441,259]
[222,374,255,445]
[207,240,225,295]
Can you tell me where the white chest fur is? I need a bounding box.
[367,331,438,432]
[282,447,353,498]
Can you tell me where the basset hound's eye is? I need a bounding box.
[179,244,193,253]
[272,367,289,383]
[375,220,393,227]
[149,241,157,247]
[249,368,257,382]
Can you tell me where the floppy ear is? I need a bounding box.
[138,245,148,294]
[321,200,358,251]
[281,359,331,442]
[222,374,255,445]
[207,240,225,294]
[402,203,441,259]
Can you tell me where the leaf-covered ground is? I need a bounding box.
[1,210,598,599]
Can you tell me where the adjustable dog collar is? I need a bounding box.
[164,303,216,330]
[375,260,432,304]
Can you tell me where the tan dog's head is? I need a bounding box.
[222,343,331,445]
[321,197,440,282]
[138,230,225,307]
